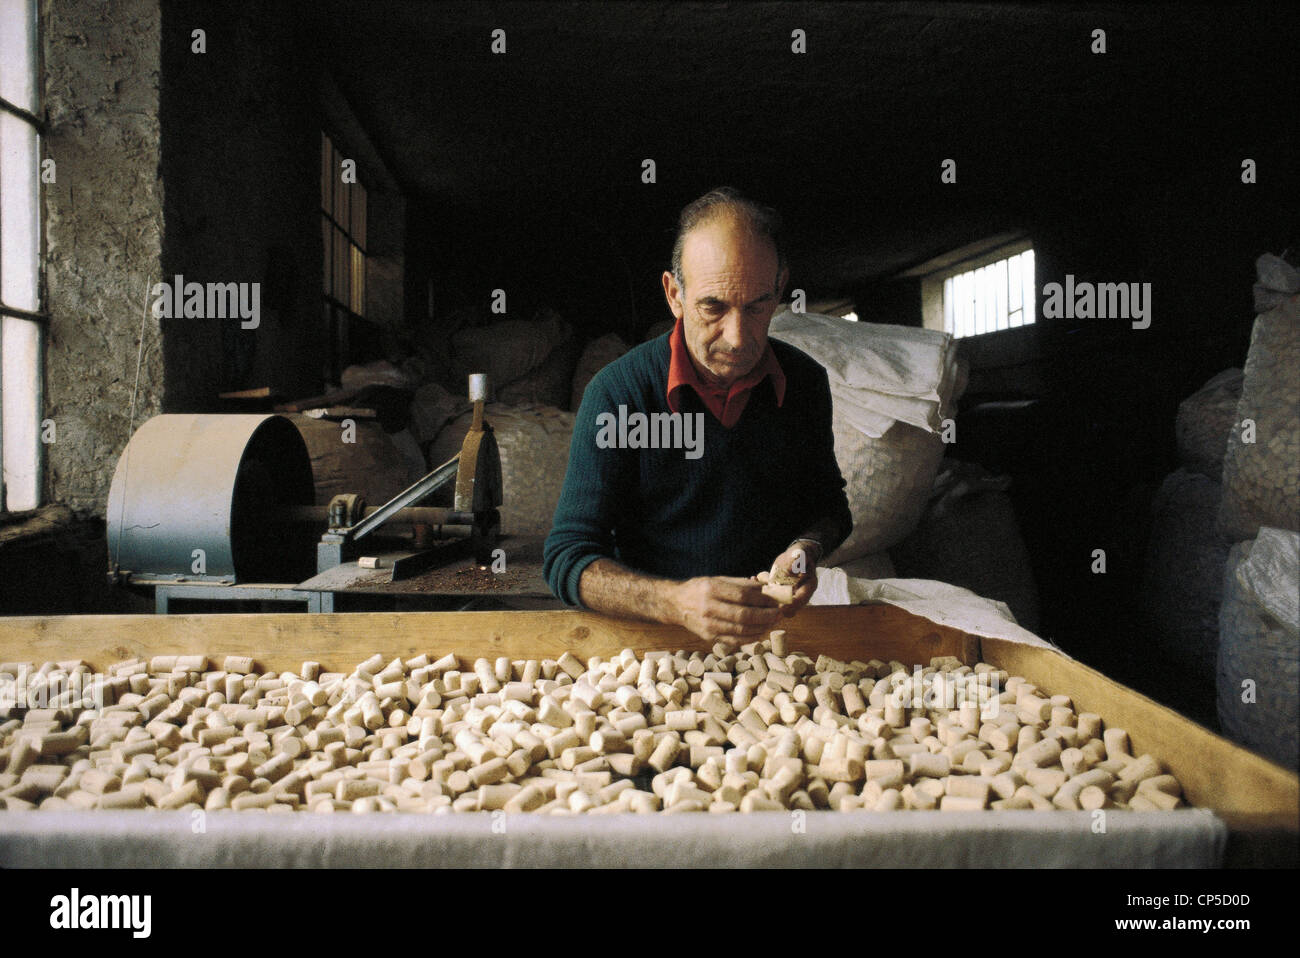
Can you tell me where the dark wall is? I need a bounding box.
[0,510,151,616]
[403,193,660,382]
[850,276,922,328]
[143,0,1300,701]
[851,178,1291,688]
[160,0,323,409]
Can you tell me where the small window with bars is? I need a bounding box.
[942,247,1035,339]
[320,132,367,383]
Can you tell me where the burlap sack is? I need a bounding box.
[826,419,946,565]
[570,333,630,411]
[1218,296,1299,539]
[1175,369,1243,481]
[288,414,421,507]
[1217,529,1300,768]
[429,403,575,537]
[448,310,571,395]
[1142,469,1231,681]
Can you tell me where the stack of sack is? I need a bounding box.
[1141,370,1242,690]
[428,402,576,538]
[891,459,1040,633]
[1217,255,1300,540]
[1175,369,1245,481]
[1214,254,1299,768]
[767,310,964,572]
[419,331,634,539]
[421,311,967,565]
[1218,529,1298,768]
[448,308,579,410]
[570,333,630,410]
[288,413,424,508]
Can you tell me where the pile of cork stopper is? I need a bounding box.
[0,631,1185,814]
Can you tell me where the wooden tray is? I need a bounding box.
[2,604,1294,865]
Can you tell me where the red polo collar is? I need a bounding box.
[666,317,786,428]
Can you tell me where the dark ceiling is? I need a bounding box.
[315,1,1297,299]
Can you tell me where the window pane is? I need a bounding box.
[351,186,366,251]
[332,227,349,304]
[350,243,365,316]
[986,264,995,331]
[1023,250,1036,325]
[960,273,971,338]
[993,257,1007,331]
[968,272,978,337]
[1,111,40,311]
[958,272,971,338]
[952,273,963,338]
[943,277,953,334]
[2,316,40,510]
[336,168,351,234]
[968,271,978,337]
[941,247,1035,339]
[0,0,37,113]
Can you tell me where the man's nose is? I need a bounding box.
[720,311,748,351]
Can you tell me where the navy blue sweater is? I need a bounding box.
[542,333,853,608]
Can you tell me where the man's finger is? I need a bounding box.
[704,600,782,629]
[710,621,771,642]
[709,577,779,605]
[769,546,810,582]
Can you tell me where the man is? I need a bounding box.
[543,187,852,643]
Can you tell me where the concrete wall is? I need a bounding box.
[42,0,165,517]
[11,0,164,614]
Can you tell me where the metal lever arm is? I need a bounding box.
[347,454,461,541]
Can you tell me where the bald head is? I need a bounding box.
[662,189,789,388]
[670,187,786,295]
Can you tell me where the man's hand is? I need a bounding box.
[671,576,784,645]
[766,541,821,616]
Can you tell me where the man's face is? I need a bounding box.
[662,214,787,388]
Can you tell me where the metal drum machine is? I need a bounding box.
[106,375,504,612]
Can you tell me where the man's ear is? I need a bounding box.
[662,270,685,320]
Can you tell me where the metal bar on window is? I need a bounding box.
[0,98,43,131]
[0,303,48,323]
[939,245,1036,340]
[319,129,371,381]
